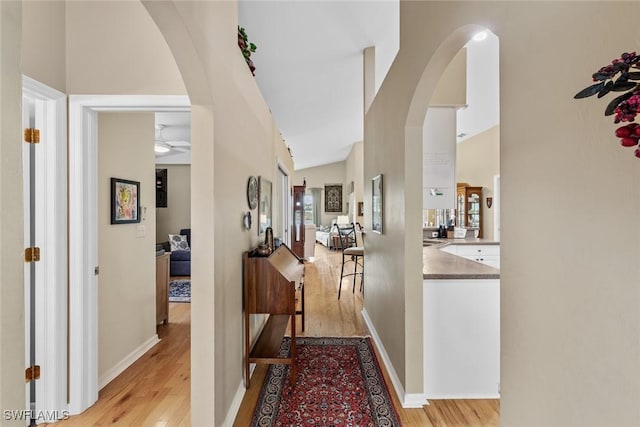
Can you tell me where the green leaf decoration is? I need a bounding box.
[574,82,605,99]
[597,81,614,98]
[592,72,610,81]
[237,25,258,75]
[612,81,638,92]
[604,91,633,116]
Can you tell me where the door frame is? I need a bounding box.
[276,161,290,246]
[22,76,68,418]
[68,95,190,414]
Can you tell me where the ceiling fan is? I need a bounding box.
[154,124,191,155]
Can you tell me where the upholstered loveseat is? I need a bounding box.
[162,228,191,276]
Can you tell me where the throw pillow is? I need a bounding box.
[169,234,190,251]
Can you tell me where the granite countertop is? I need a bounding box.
[423,239,500,280]
[424,237,499,246]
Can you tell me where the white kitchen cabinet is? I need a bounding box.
[423,278,500,398]
[440,244,500,268]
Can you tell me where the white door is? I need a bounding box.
[22,76,69,423]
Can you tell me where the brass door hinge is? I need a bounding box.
[24,128,40,144]
[24,247,40,263]
[25,365,40,383]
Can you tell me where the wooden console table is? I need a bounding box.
[243,244,304,388]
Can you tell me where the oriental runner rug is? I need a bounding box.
[251,337,402,426]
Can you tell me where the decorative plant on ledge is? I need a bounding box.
[575,52,640,157]
[238,26,257,76]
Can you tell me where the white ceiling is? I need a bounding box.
[154,6,499,169]
[155,111,191,164]
[457,32,500,142]
[238,0,399,170]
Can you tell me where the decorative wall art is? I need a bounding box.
[372,174,383,234]
[111,177,140,224]
[357,201,364,217]
[258,176,272,235]
[324,184,343,213]
[247,176,258,209]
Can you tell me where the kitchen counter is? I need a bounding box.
[424,237,499,246]
[423,240,500,279]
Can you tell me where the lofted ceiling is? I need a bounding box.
[238,0,399,170]
[154,5,499,170]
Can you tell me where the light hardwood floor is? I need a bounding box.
[52,243,498,426]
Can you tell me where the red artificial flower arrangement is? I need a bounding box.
[575,52,640,157]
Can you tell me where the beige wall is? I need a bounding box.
[22,1,66,92]
[7,0,294,424]
[66,1,185,95]
[272,123,295,243]
[98,113,157,380]
[430,48,466,107]
[296,161,347,226]
[155,164,191,243]
[141,2,296,423]
[366,1,640,425]
[346,141,364,224]
[0,2,27,423]
[456,125,499,240]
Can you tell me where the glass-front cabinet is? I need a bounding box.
[456,183,482,238]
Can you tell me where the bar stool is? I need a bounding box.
[336,223,364,299]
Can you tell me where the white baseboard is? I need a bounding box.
[221,364,256,427]
[361,308,429,409]
[222,381,246,427]
[98,334,160,390]
[426,393,500,400]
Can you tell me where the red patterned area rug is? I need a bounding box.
[250,337,402,426]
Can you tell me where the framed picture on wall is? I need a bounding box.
[372,174,383,233]
[111,177,140,224]
[324,184,342,212]
[258,176,272,235]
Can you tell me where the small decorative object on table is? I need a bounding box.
[574,51,640,157]
[264,226,274,252]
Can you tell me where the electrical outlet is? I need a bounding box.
[136,225,145,238]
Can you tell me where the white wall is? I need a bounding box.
[423,107,457,209]
[98,112,157,380]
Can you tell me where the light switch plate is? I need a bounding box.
[136,225,145,238]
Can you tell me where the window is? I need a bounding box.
[304,188,321,226]
[303,194,314,224]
